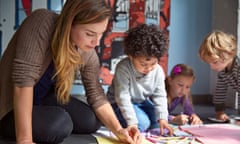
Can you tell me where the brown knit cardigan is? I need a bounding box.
[0,9,107,119]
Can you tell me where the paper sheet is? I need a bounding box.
[94,124,240,144]
[95,136,153,144]
[180,124,240,144]
[93,127,152,144]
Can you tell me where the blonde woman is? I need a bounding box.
[0,0,141,144]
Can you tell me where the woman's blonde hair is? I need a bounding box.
[51,0,112,104]
[166,64,195,105]
[199,30,237,62]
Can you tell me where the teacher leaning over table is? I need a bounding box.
[0,0,142,144]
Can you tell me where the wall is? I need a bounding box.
[168,0,212,95]
[0,0,63,54]
[0,0,15,53]
[0,0,238,100]
[32,0,47,10]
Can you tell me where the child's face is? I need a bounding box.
[168,75,194,98]
[130,56,158,75]
[206,58,233,72]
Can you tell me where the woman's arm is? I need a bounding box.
[95,102,141,144]
[13,86,34,144]
[94,103,122,134]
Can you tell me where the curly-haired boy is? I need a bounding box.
[107,24,173,135]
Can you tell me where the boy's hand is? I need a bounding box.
[159,119,173,136]
[216,111,229,121]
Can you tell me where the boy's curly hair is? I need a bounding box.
[123,24,169,58]
[199,30,237,62]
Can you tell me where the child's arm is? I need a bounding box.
[112,62,139,126]
[183,97,194,115]
[214,102,229,121]
[183,98,202,124]
[151,66,169,123]
[214,75,228,119]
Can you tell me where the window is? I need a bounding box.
[15,0,32,29]
[47,0,65,14]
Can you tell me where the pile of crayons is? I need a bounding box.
[145,135,203,144]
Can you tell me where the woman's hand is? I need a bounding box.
[115,126,142,144]
[127,125,142,144]
[95,103,142,144]
[17,140,36,144]
[189,114,202,125]
[14,87,34,144]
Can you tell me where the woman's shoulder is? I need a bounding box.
[80,50,100,68]
[30,8,57,17]
[17,8,58,34]
[22,9,57,26]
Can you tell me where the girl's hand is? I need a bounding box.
[216,111,229,121]
[189,114,202,125]
[115,127,142,144]
[172,114,189,125]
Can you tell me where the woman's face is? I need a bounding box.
[168,75,194,98]
[130,56,158,75]
[70,18,109,52]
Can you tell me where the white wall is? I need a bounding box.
[0,0,48,55]
[32,0,47,11]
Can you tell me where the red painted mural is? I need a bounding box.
[98,0,170,85]
[21,0,31,16]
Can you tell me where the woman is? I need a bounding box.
[0,0,141,143]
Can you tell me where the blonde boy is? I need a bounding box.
[199,30,239,121]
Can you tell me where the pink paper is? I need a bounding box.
[180,124,240,144]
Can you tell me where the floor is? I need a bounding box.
[0,104,238,144]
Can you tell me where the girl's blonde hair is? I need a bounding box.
[166,64,195,105]
[199,30,237,62]
[51,0,112,104]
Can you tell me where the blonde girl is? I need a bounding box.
[166,64,202,125]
